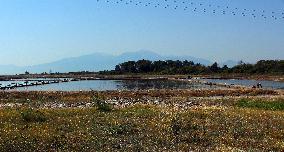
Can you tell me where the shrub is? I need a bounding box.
[237,98,284,111]
[171,115,181,136]
[108,123,137,135]
[20,108,47,123]
[92,92,113,112]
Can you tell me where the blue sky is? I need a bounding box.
[0,0,284,66]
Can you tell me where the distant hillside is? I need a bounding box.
[0,50,213,74]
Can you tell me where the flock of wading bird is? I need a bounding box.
[96,0,284,21]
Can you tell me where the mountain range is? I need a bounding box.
[0,50,238,75]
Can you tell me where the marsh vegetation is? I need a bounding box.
[0,89,283,151]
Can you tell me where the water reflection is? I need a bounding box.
[12,80,216,91]
[116,80,211,90]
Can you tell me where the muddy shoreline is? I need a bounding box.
[1,88,282,109]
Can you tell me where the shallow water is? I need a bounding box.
[1,78,283,91]
[11,80,217,91]
[204,79,284,89]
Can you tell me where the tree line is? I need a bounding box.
[100,59,284,75]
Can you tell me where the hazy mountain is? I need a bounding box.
[163,55,212,65]
[0,50,213,74]
[117,50,212,65]
[0,65,23,75]
[25,53,117,73]
[118,50,162,61]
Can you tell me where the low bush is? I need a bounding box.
[237,98,284,111]
[20,108,47,123]
[92,92,113,112]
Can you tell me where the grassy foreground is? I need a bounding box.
[0,97,284,151]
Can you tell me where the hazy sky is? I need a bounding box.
[0,0,284,66]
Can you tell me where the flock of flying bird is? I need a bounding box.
[96,0,284,22]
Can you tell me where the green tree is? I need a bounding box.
[209,62,220,73]
[136,59,152,73]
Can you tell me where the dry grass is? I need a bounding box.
[0,103,284,151]
[0,90,283,151]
